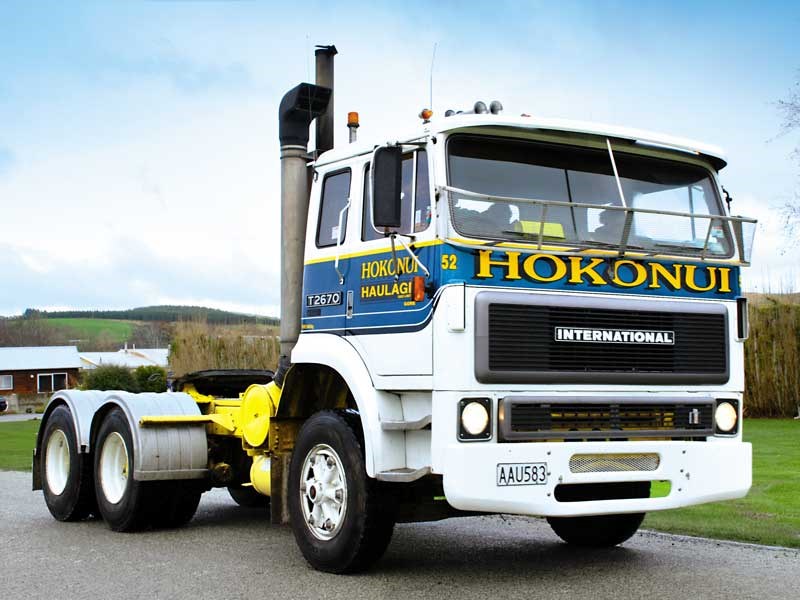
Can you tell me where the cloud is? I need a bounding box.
[0,241,279,317]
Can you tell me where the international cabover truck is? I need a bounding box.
[33,46,757,573]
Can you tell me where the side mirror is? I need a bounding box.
[371,145,403,230]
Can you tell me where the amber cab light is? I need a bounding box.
[413,276,426,301]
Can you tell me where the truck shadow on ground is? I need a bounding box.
[189,504,645,578]
[375,519,642,577]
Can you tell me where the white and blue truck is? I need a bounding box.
[33,45,757,573]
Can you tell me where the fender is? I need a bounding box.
[291,333,405,477]
[37,390,107,455]
[33,390,108,489]
[88,391,208,481]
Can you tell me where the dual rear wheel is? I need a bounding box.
[41,406,201,531]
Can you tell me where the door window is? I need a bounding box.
[316,170,352,248]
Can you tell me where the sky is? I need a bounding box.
[1,0,799,317]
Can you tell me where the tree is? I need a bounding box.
[81,365,138,392]
[133,365,167,392]
[779,71,800,236]
[778,74,800,139]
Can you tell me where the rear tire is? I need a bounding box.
[41,405,96,521]
[93,408,155,532]
[151,482,202,528]
[228,485,269,508]
[547,512,645,547]
[288,410,395,573]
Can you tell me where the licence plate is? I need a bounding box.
[496,462,548,486]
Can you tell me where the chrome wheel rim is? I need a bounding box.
[299,444,347,540]
[45,429,70,495]
[99,432,129,504]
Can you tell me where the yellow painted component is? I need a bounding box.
[249,455,271,496]
[179,383,245,437]
[239,381,282,447]
[139,414,236,431]
[182,383,215,404]
[515,220,566,239]
[208,405,243,436]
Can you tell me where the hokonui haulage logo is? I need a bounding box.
[555,327,675,345]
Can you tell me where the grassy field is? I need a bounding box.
[0,419,39,471]
[2,418,797,547]
[644,419,800,548]
[45,318,134,345]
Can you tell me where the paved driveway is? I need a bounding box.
[2,471,797,600]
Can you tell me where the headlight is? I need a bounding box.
[459,398,491,440]
[714,401,738,434]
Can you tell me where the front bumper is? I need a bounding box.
[442,439,751,517]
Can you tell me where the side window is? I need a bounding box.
[414,150,431,232]
[316,170,352,248]
[362,165,382,241]
[362,150,431,240]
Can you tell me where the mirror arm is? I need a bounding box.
[389,233,400,282]
[395,234,431,278]
[334,198,351,285]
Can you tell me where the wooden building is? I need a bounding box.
[0,346,81,396]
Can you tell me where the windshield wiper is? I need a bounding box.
[652,242,703,252]
[501,229,563,240]
[501,230,645,251]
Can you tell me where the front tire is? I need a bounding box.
[288,410,395,573]
[547,513,645,547]
[41,405,95,521]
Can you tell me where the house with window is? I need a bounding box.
[0,346,81,396]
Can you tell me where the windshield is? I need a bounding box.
[447,135,733,257]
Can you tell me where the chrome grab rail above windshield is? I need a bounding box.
[440,185,757,265]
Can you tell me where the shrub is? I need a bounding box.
[133,365,167,392]
[81,365,138,392]
[744,297,800,418]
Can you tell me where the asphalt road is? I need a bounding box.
[0,413,41,423]
[2,471,798,600]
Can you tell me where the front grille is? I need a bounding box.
[568,453,660,473]
[475,293,728,384]
[498,398,714,441]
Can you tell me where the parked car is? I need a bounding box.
[0,396,7,413]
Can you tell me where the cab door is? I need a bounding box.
[345,149,436,376]
[301,167,353,335]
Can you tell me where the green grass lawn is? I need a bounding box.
[1,417,797,548]
[0,419,39,471]
[644,419,800,548]
[45,318,134,345]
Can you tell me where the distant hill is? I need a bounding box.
[24,305,279,326]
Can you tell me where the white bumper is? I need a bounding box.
[442,439,751,517]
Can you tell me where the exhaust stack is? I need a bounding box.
[277,81,331,376]
[314,45,338,154]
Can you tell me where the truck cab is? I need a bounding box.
[290,110,755,547]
